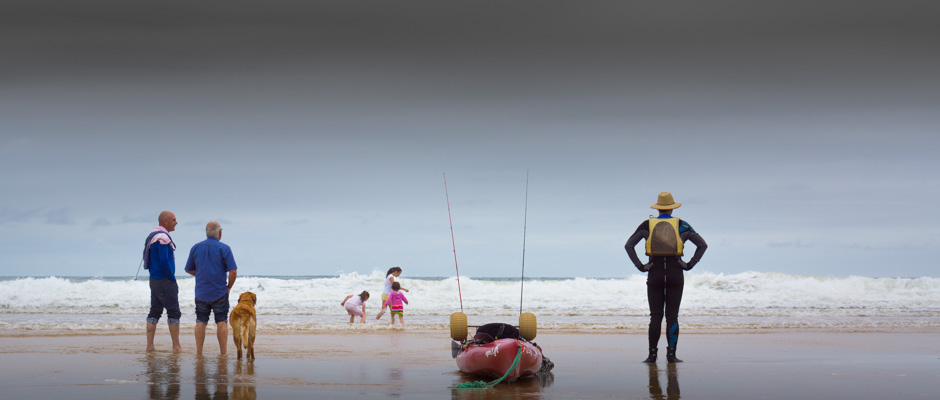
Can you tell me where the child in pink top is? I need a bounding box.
[382,282,409,326]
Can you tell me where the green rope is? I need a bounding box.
[452,343,524,389]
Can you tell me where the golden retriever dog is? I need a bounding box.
[229,291,257,360]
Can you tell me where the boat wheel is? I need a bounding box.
[519,312,537,340]
[450,312,468,341]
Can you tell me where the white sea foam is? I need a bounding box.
[1,271,938,331]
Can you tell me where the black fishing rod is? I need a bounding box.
[133,259,143,281]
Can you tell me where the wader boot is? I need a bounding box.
[643,348,658,363]
[666,347,683,363]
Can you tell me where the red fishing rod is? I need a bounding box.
[443,173,464,313]
[519,170,529,316]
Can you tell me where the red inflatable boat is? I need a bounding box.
[455,338,544,381]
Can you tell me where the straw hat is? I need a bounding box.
[651,192,681,210]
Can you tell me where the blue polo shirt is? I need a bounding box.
[184,237,237,302]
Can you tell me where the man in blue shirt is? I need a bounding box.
[145,210,184,353]
[185,220,238,356]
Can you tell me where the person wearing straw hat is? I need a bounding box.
[625,192,707,363]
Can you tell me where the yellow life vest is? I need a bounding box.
[646,217,684,256]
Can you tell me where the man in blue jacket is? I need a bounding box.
[185,220,238,356]
[144,210,184,353]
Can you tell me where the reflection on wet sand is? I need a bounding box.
[190,357,257,400]
[648,363,680,400]
[450,371,554,400]
[194,356,228,400]
[386,367,404,398]
[141,353,256,400]
[144,353,181,400]
[233,360,257,400]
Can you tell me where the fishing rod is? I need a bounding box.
[443,173,464,313]
[519,170,529,316]
[133,259,143,281]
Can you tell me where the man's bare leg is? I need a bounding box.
[146,322,157,352]
[195,322,206,356]
[217,321,228,356]
[169,323,184,353]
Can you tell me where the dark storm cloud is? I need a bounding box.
[4,1,939,104]
[2,1,939,277]
[3,1,938,157]
[3,0,936,193]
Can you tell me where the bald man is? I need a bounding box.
[185,220,238,356]
[144,210,184,353]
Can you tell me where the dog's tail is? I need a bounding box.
[239,322,250,349]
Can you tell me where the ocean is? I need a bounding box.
[1,271,938,332]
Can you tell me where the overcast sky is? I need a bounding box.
[2,1,938,278]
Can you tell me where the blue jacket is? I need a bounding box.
[148,242,176,281]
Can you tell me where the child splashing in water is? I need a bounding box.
[383,282,408,326]
[341,291,369,323]
[376,267,408,319]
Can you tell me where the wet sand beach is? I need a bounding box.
[0,329,937,399]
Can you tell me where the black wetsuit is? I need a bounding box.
[625,218,707,349]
